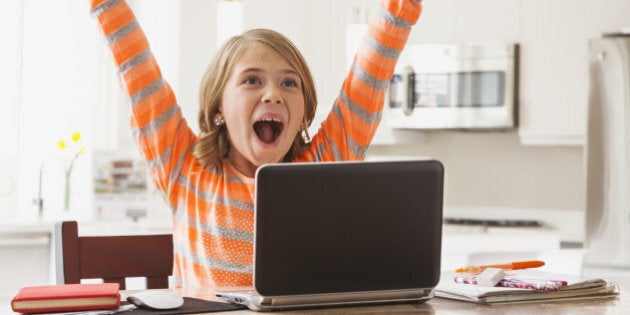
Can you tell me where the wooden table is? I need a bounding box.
[2,288,626,314]
[3,268,628,314]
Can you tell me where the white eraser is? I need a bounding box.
[477,268,505,287]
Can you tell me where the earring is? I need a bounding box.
[214,114,225,127]
[300,123,311,143]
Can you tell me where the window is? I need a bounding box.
[0,0,179,221]
[0,0,113,219]
[0,1,22,218]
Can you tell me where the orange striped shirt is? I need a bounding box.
[89,0,422,289]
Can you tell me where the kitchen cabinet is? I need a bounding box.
[518,0,630,145]
[518,0,594,145]
[0,226,52,300]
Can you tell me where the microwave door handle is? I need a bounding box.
[403,66,415,116]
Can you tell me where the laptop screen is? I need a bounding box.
[254,160,443,296]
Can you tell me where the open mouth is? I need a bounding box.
[253,118,284,144]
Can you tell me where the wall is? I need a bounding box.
[367,133,584,211]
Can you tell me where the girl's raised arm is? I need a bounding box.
[298,0,422,162]
[89,0,196,202]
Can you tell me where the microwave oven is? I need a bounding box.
[386,42,519,130]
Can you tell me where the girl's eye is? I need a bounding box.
[282,79,299,88]
[244,77,261,85]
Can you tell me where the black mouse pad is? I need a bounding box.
[118,297,246,314]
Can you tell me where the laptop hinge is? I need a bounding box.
[268,288,433,307]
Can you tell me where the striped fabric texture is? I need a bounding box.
[89,0,422,289]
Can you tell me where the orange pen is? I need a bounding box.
[455,260,545,274]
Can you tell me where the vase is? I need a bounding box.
[64,170,72,212]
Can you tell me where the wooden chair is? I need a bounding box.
[55,221,174,290]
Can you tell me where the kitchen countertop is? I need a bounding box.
[0,219,173,236]
[1,206,582,239]
[0,221,56,234]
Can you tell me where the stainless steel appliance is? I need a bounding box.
[584,31,630,267]
[386,42,518,130]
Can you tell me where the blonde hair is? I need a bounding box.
[193,29,317,170]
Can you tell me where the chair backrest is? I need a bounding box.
[55,221,174,290]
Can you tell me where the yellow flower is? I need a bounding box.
[72,132,81,143]
[57,131,86,159]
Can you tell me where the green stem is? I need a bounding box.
[63,152,81,212]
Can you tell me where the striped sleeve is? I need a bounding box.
[89,0,196,205]
[297,0,422,162]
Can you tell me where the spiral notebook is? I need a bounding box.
[435,269,619,305]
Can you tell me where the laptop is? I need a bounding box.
[215,159,444,311]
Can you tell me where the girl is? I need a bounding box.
[89,0,422,289]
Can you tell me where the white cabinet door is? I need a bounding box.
[452,0,521,42]
[517,0,630,145]
[0,232,51,299]
[518,0,598,146]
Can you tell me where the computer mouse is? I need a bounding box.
[127,290,185,310]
